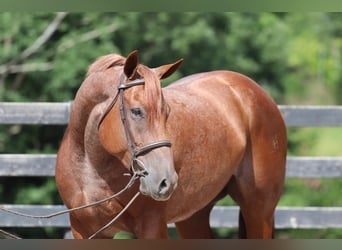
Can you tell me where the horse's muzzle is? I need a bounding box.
[139,172,178,201]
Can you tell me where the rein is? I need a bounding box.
[0,172,140,239]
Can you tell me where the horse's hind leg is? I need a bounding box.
[237,210,275,238]
[227,134,285,239]
[239,207,275,238]
[227,175,277,239]
[175,202,215,239]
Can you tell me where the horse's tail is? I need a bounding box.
[238,210,247,238]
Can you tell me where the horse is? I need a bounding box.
[55,50,287,239]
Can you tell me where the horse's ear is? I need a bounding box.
[154,59,183,79]
[124,50,139,79]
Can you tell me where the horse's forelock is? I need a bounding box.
[137,65,164,122]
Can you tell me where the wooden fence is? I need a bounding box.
[0,103,342,235]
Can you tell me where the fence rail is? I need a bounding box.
[1,154,342,178]
[1,205,342,229]
[1,102,342,234]
[2,102,342,127]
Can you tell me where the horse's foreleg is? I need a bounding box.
[70,215,89,239]
[134,221,169,239]
[175,203,215,239]
[133,205,169,239]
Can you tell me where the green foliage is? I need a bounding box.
[280,178,342,207]
[14,178,61,205]
[287,128,319,156]
[1,12,342,239]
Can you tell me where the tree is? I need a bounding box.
[1,12,342,238]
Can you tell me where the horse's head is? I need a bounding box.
[99,51,182,201]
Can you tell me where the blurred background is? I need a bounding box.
[0,12,341,238]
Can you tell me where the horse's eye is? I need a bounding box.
[130,108,144,119]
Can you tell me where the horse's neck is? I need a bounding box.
[68,73,119,170]
[68,93,103,153]
[68,71,111,141]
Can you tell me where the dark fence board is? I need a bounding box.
[279,105,342,127]
[273,206,342,229]
[1,205,342,229]
[1,102,342,127]
[285,157,342,178]
[210,206,342,229]
[0,102,70,125]
[0,154,56,177]
[1,155,341,178]
[0,205,69,228]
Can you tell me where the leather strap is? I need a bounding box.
[98,73,172,177]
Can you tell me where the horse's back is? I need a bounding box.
[167,70,286,166]
[167,70,285,136]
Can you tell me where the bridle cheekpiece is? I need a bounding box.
[99,73,172,178]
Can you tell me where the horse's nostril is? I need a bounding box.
[158,179,169,194]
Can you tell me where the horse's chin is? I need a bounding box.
[139,187,173,201]
[152,192,172,201]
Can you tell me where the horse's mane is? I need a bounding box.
[87,54,126,76]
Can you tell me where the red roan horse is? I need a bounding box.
[56,50,287,239]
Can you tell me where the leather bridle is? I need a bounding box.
[98,74,172,177]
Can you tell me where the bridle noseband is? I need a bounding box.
[98,74,172,177]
